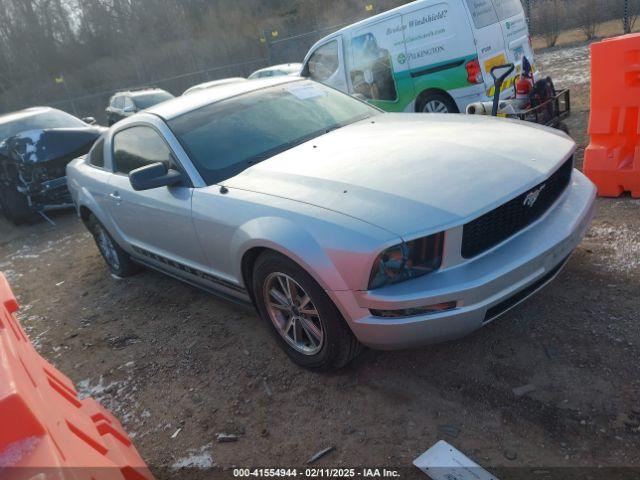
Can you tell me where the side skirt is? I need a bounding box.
[129,254,255,312]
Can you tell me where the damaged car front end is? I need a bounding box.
[0,108,105,224]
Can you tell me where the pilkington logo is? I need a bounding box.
[397,53,407,64]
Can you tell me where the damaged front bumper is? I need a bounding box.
[16,174,73,211]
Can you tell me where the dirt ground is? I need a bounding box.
[1,39,639,478]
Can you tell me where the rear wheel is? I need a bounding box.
[88,214,139,277]
[252,251,362,370]
[0,182,35,225]
[418,92,459,114]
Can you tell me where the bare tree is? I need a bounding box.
[533,0,564,48]
[573,0,604,40]
[614,0,640,33]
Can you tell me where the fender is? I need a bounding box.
[231,216,350,292]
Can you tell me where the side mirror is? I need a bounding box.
[82,116,97,125]
[129,162,185,191]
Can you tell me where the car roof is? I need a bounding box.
[253,63,302,74]
[183,77,247,95]
[114,88,168,97]
[0,107,54,126]
[148,76,302,121]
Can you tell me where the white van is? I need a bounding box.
[300,0,534,113]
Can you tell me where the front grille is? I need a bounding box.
[462,158,574,258]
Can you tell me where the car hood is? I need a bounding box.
[223,114,576,237]
[0,127,106,166]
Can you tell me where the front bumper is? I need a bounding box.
[332,170,596,350]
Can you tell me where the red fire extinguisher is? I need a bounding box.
[515,56,534,108]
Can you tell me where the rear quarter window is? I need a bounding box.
[88,137,105,168]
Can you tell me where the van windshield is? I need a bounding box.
[465,0,523,29]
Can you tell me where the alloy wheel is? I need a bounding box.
[95,225,120,271]
[423,100,449,113]
[263,272,324,355]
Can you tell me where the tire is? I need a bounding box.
[0,183,36,225]
[252,251,362,370]
[88,214,139,277]
[418,92,459,114]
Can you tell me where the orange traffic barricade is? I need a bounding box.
[584,33,640,198]
[0,272,154,480]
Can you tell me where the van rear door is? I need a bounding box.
[463,0,510,98]
[493,0,534,72]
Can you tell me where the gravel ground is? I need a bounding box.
[1,40,639,478]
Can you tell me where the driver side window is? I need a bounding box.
[113,126,174,175]
[308,40,339,82]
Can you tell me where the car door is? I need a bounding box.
[107,125,209,271]
[304,37,348,92]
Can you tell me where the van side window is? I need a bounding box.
[113,126,174,175]
[465,0,499,28]
[89,137,105,168]
[308,41,339,82]
[349,32,397,102]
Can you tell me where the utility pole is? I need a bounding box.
[524,0,532,30]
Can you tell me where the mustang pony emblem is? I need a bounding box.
[523,184,546,207]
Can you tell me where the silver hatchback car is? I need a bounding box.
[67,77,596,369]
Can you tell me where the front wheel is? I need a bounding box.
[418,92,459,114]
[0,183,35,225]
[88,214,139,277]
[252,252,362,370]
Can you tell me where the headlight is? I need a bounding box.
[368,233,444,290]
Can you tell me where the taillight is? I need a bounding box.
[466,59,483,84]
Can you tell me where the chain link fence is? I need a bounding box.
[3,0,638,124]
[1,58,268,124]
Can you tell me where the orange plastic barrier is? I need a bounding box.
[0,273,154,479]
[584,33,640,198]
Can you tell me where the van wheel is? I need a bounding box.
[418,92,459,114]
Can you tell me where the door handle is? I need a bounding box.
[109,192,122,202]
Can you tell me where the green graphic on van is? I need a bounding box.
[397,53,407,65]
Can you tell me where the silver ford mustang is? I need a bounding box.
[67,77,596,369]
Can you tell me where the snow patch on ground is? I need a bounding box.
[171,444,215,470]
[537,44,591,88]
[589,224,640,273]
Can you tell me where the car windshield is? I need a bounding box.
[133,91,174,109]
[0,110,86,142]
[168,80,380,184]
